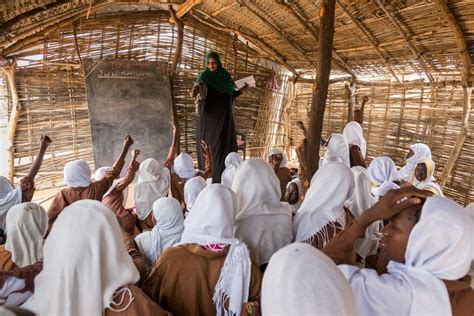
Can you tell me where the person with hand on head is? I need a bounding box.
[268,148,292,200]
[322,187,473,315]
[47,134,133,233]
[0,135,51,236]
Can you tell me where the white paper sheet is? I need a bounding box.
[234,75,256,90]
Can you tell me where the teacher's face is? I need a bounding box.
[207,58,218,72]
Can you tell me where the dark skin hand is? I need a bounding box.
[414,163,427,182]
[284,182,299,205]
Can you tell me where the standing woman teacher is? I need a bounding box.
[191,52,246,183]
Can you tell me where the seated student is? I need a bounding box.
[268,148,292,200]
[134,158,170,231]
[293,162,355,250]
[0,261,42,306]
[47,135,133,232]
[232,159,293,269]
[409,157,444,196]
[343,121,367,168]
[22,200,170,316]
[142,184,261,316]
[134,197,184,272]
[284,177,303,216]
[0,135,51,234]
[320,133,350,168]
[368,156,402,196]
[322,188,473,316]
[398,143,432,181]
[183,176,207,217]
[261,243,355,315]
[221,152,242,188]
[168,141,212,210]
[0,203,47,272]
[96,149,141,235]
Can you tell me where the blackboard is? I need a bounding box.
[83,59,173,169]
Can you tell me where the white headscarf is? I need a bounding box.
[232,159,293,265]
[179,184,251,316]
[135,197,184,271]
[184,176,207,211]
[339,196,473,315]
[63,159,92,188]
[294,162,355,244]
[286,177,303,213]
[221,152,243,188]
[268,148,287,167]
[174,152,198,180]
[262,243,354,315]
[95,166,119,197]
[5,202,47,268]
[0,176,22,230]
[343,122,367,158]
[410,157,444,196]
[398,143,432,181]
[375,181,400,198]
[344,167,379,259]
[134,158,170,220]
[29,200,139,316]
[322,133,350,168]
[368,157,401,197]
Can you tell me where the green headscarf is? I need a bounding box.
[196,52,236,95]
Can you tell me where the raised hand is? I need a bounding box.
[132,149,140,161]
[123,134,134,148]
[40,134,52,146]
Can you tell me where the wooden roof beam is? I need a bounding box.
[191,11,298,76]
[375,0,434,82]
[239,1,316,69]
[174,0,201,19]
[337,1,400,82]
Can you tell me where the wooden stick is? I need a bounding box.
[345,80,356,123]
[173,0,202,20]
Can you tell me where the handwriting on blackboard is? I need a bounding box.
[98,69,152,79]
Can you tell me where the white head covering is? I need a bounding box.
[5,202,47,268]
[339,196,473,315]
[232,159,293,265]
[343,122,367,158]
[174,152,198,179]
[134,158,170,220]
[286,177,303,214]
[63,159,92,188]
[221,152,243,188]
[95,166,119,197]
[135,197,184,271]
[466,203,474,220]
[294,162,355,244]
[0,176,22,230]
[30,200,139,316]
[398,143,432,181]
[268,148,287,168]
[410,157,444,196]
[184,176,207,211]
[322,133,350,168]
[344,167,379,259]
[375,181,400,198]
[179,184,251,316]
[262,243,354,315]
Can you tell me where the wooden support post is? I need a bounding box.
[304,0,337,179]
[2,60,20,182]
[435,0,472,187]
[171,0,202,22]
[345,80,356,123]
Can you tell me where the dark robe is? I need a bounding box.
[196,86,240,183]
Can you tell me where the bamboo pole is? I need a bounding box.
[2,60,20,182]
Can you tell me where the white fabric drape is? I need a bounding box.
[63,159,92,188]
[343,122,367,158]
[221,152,243,188]
[322,133,350,168]
[398,143,432,181]
[174,152,198,180]
[184,176,207,211]
[0,176,22,230]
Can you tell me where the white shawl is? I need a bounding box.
[398,143,432,181]
[0,176,22,230]
[232,159,293,265]
[409,157,444,196]
[262,243,354,315]
[95,166,120,197]
[221,152,243,188]
[28,200,139,316]
[368,157,401,196]
[339,196,473,315]
[5,202,47,268]
[134,158,170,220]
[343,122,367,158]
[63,159,92,188]
[294,162,355,244]
[322,133,350,168]
[184,176,207,211]
[174,152,198,180]
[135,197,184,271]
[179,184,251,316]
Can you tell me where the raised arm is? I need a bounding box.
[114,149,140,192]
[111,134,134,176]
[26,134,52,180]
[164,125,179,170]
[354,95,368,126]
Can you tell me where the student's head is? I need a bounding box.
[381,204,423,263]
[413,157,435,183]
[268,148,286,168]
[284,182,300,205]
[63,159,92,188]
[414,163,427,182]
[206,52,221,72]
